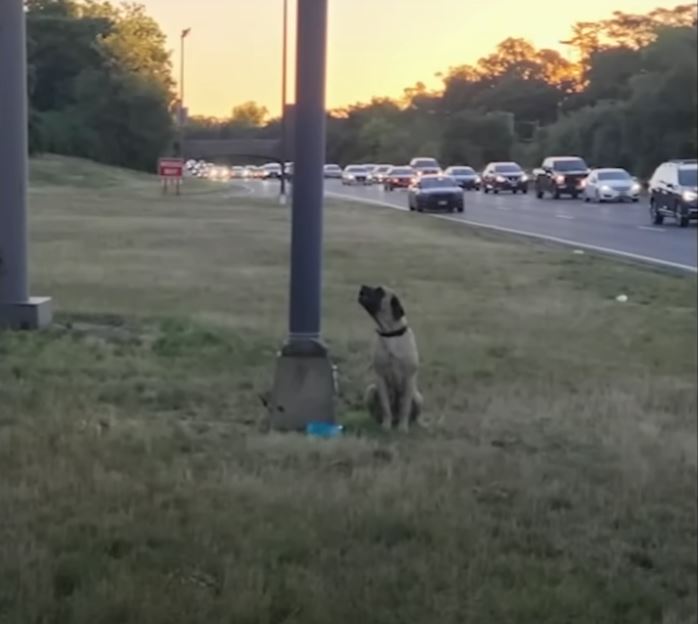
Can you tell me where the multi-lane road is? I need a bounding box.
[245,178,696,272]
[324,181,697,272]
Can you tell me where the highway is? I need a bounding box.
[323,181,697,272]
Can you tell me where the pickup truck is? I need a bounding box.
[534,156,590,199]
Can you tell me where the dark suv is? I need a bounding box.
[649,159,698,228]
[481,161,529,194]
[534,156,590,199]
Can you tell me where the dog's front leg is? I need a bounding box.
[397,378,417,433]
[376,377,394,431]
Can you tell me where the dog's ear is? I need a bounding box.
[390,295,405,321]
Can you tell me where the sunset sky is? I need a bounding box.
[142,0,680,118]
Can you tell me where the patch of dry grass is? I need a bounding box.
[0,156,696,623]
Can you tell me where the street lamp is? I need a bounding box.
[179,28,191,128]
[0,0,52,329]
[269,0,335,431]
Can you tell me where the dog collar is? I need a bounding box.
[377,326,409,338]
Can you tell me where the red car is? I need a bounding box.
[384,166,415,191]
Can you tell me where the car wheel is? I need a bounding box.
[553,188,561,200]
[458,204,465,213]
[494,189,499,195]
[572,191,580,200]
[650,200,664,225]
[536,187,544,199]
[522,188,528,195]
[483,186,489,194]
[632,198,639,203]
[512,189,518,195]
[678,210,690,228]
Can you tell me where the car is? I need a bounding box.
[408,175,464,213]
[481,162,529,194]
[324,164,343,179]
[209,166,230,182]
[261,163,282,179]
[444,166,481,190]
[410,157,442,177]
[534,156,590,199]
[342,165,370,185]
[230,166,245,179]
[384,166,415,191]
[369,164,393,185]
[582,168,641,203]
[649,159,698,227]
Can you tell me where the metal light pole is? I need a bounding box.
[179,28,191,128]
[270,0,335,431]
[279,0,288,204]
[0,0,52,330]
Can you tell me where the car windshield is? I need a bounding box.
[598,170,631,181]
[347,167,368,173]
[413,159,439,168]
[494,164,522,173]
[450,167,475,175]
[391,168,413,176]
[553,159,588,172]
[376,166,392,173]
[325,165,341,170]
[421,177,458,189]
[679,168,698,186]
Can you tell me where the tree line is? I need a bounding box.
[25,2,696,177]
[187,3,696,178]
[26,0,174,171]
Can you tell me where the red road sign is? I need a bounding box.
[158,158,184,178]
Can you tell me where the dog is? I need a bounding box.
[358,285,423,432]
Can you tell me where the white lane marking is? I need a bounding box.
[637,225,665,233]
[325,191,697,274]
[555,214,575,220]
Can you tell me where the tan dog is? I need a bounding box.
[358,285,423,432]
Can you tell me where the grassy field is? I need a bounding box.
[1,155,696,623]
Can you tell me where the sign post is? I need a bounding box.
[158,157,185,195]
[0,0,52,330]
[269,0,335,431]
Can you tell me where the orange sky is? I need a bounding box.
[141,0,681,118]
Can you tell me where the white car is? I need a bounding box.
[342,165,370,185]
[324,164,343,179]
[583,168,641,203]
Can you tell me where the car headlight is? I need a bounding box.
[521,175,528,182]
[631,183,641,193]
[600,185,612,193]
[475,176,481,183]
[496,175,505,183]
[682,190,697,202]
[556,175,565,185]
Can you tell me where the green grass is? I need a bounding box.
[1,155,696,623]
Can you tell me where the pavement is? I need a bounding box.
[245,179,698,272]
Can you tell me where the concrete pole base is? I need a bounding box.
[0,297,53,330]
[269,339,336,431]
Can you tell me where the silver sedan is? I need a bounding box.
[582,168,642,203]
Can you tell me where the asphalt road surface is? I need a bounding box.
[324,181,697,272]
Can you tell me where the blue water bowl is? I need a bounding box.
[306,422,344,439]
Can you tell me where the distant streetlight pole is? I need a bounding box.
[178,28,191,140]
[279,0,288,203]
[270,0,335,431]
[0,0,52,330]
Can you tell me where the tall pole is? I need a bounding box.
[279,0,288,202]
[288,0,328,342]
[179,28,191,130]
[0,0,29,305]
[270,0,334,431]
[0,0,52,329]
